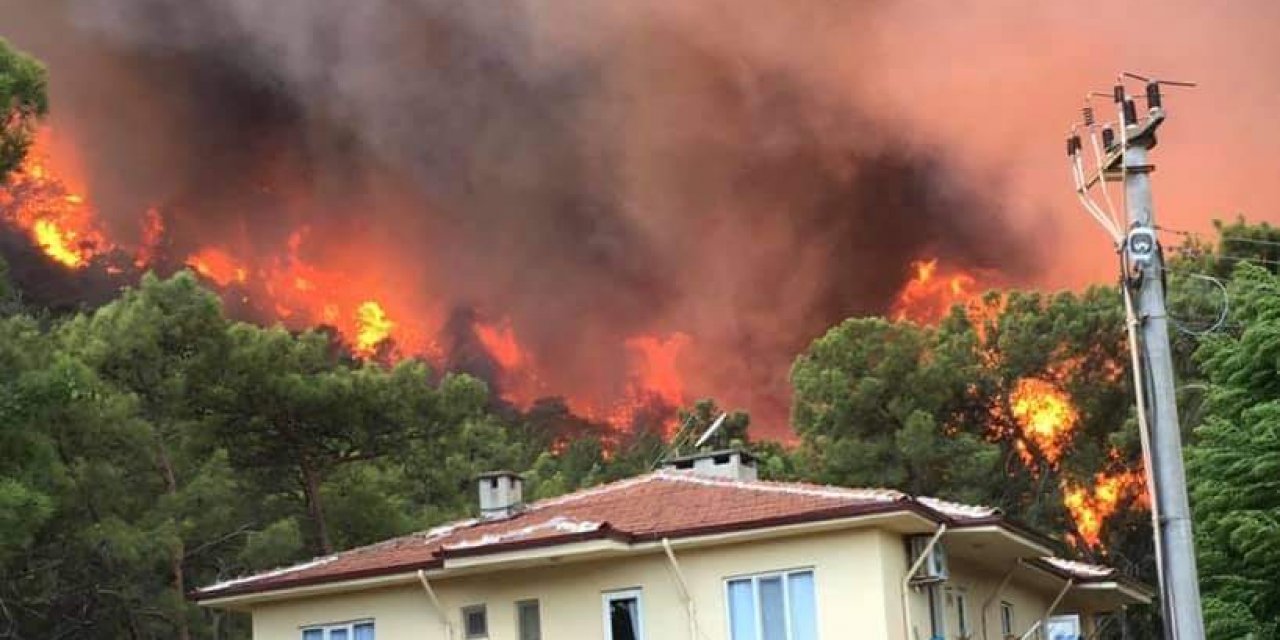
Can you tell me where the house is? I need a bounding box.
[194,450,1150,640]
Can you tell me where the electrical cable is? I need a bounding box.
[1069,139,1124,242]
[1155,225,1280,249]
[1122,281,1166,606]
[1084,107,1124,231]
[1165,273,1230,336]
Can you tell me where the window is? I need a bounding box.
[603,589,644,640]
[301,621,374,640]
[462,604,488,639]
[1000,602,1014,636]
[926,585,945,639]
[1046,614,1082,640]
[725,569,817,640]
[955,592,969,637]
[517,599,541,640]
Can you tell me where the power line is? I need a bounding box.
[1155,225,1280,249]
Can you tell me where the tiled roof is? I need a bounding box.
[193,470,1077,601]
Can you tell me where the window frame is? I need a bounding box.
[602,588,645,640]
[1000,601,1015,636]
[955,591,969,637]
[925,584,945,639]
[722,567,819,640]
[300,619,374,640]
[461,603,488,639]
[516,598,541,640]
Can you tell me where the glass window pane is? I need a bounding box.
[759,576,786,640]
[464,605,488,638]
[728,579,758,640]
[787,572,818,640]
[609,597,640,640]
[518,600,541,640]
[329,629,349,640]
[303,630,323,640]
[354,623,375,640]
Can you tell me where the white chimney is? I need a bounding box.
[662,449,758,482]
[477,471,524,520]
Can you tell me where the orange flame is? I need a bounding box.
[1,133,109,268]
[475,319,526,370]
[354,301,394,355]
[625,332,690,408]
[1009,377,1078,467]
[470,323,691,433]
[588,332,692,434]
[891,259,980,323]
[187,247,248,286]
[1064,466,1148,547]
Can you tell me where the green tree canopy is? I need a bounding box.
[0,38,48,178]
[1189,262,1280,639]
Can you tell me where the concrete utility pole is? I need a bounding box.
[1067,75,1205,640]
[1117,82,1205,640]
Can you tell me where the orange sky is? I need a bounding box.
[849,0,1280,287]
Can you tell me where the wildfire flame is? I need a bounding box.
[3,131,1146,538]
[473,319,691,434]
[354,301,394,355]
[1064,466,1148,547]
[187,247,248,286]
[0,133,109,268]
[624,333,690,409]
[475,319,526,370]
[1009,377,1077,467]
[1003,372,1148,548]
[891,259,979,323]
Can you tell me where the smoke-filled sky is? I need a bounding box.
[1,0,1278,437]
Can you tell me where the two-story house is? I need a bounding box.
[195,450,1149,640]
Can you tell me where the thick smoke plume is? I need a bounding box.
[1,0,1041,436]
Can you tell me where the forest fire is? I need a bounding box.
[0,129,696,431]
[1004,373,1148,548]
[475,319,527,371]
[187,247,247,286]
[1064,466,1148,547]
[0,135,109,268]
[891,259,979,323]
[354,301,394,356]
[1009,377,1078,467]
[1,126,1136,538]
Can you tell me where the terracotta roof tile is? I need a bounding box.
[193,471,1052,600]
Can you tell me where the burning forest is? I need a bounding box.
[0,0,1034,439]
[9,2,1280,637]
[0,0,1155,559]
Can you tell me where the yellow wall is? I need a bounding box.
[896,553,1102,640]
[248,528,1084,640]
[253,527,896,640]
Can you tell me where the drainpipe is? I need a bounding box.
[417,569,455,640]
[901,524,946,640]
[980,562,1021,640]
[662,538,700,640]
[1018,577,1073,640]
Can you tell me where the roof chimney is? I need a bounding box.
[477,471,524,520]
[662,449,758,482]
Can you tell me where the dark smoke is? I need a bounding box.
[0,0,1034,437]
